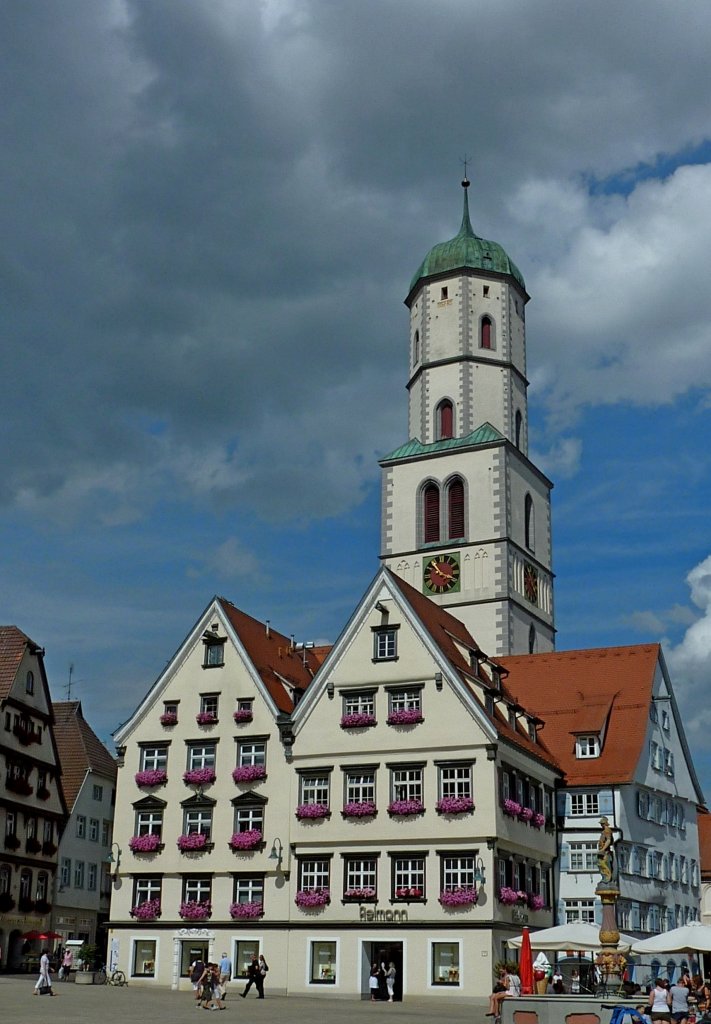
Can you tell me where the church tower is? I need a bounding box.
[379,179,555,657]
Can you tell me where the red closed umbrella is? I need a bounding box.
[519,926,534,995]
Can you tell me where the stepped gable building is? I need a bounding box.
[51,701,118,949]
[501,645,704,960]
[379,178,554,658]
[0,626,67,969]
[108,570,561,996]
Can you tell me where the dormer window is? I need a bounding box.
[576,735,600,759]
[203,631,225,668]
[372,626,399,662]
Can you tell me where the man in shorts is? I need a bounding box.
[669,979,690,1024]
[219,952,232,999]
[190,958,206,1005]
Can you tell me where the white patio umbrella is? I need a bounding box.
[509,922,634,953]
[632,921,711,955]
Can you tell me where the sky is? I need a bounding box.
[2,0,711,789]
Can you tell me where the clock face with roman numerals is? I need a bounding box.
[524,562,539,605]
[423,553,461,595]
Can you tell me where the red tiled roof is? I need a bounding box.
[52,701,117,811]
[218,597,320,713]
[0,625,34,701]
[698,811,711,879]
[499,644,660,786]
[386,571,561,773]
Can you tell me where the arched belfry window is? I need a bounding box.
[515,410,522,449]
[447,477,465,540]
[423,483,440,544]
[481,316,493,350]
[437,400,454,440]
[528,623,536,654]
[525,493,535,551]
[413,329,420,365]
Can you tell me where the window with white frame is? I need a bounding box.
[617,845,630,874]
[344,856,377,896]
[345,769,375,806]
[74,861,85,888]
[650,741,661,770]
[89,818,99,842]
[234,804,264,834]
[343,691,375,716]
[136,809,163,837]
[373,627,398,661]
[438,764,472,800]
[432,941,460,986]
[187,743,216,770]
[661,709,670,732]
[60,857,71,887]
[299,858,330,892]
[101,820,111,846]
[391,766,423,802]
[203,639,225,668]
[569,842,597,872]
[649,904,661,933]
[93,784,103,801]
[140,746,168,771]
[0,864,10,894]
[569,793,599,816]
[639,904,649,932]
[564,898,596,924]
[237,740,266,767]
[200,694,219,717]
[681,857,688,884]
[575,735,600,758]
[393,855,425,899]
[43,820,53,844]
[650,851,663,878]
[184,806,213,838]
[389,688,421,715]
[441,853,477,892]
[87,863,97,890]
[76,815,86,838]
[300,773,330,807]
[232,875,264,906]
[692,860,699,887]
[235,698,253,716]
[638,790,650,818]
[134,876,161,905]
[183,876,211,903]
[671,855,679,882]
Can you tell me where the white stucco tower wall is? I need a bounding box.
[380,182,555,658]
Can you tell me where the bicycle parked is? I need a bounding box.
[96,965,127,987]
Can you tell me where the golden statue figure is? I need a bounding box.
[597,816,615,884]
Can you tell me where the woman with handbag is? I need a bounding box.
[33,948,58,996]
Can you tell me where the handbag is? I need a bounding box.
[39,983,51,995]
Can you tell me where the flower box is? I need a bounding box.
[232,764,266,783]
[3,834,20,851]
[228,830,262,851]
[233,709,253,723]
[34,899,51,914]
[439,886,478,907]
[435,796,475,815]
[0,893,15,912]
[26,837,42,853]
[179,899,212,920]
[183,767,216,786]
[528,893,545,911]
[340,713,376,729]
[6,777,32,796]
[518,806,534,822]
[160,712,178,726]
[42,841,57,855]
[129,833,163,853]
[502,798,522,818]
[135,769,167,788]
[295,889,330,908]
[196,712,218,725]
[343,888,376,901]
[177,832,209,851]
[296,803,330,820]
[229,901,264,919]
[498,886,527,905]
[130,899,161,920]
[394,887,422,900]
[386,709,423,726]
[388,799,424,816]
[18,897,35,912]
[531,812,546,829]
[342,801,377,818]
[37,786,50,800]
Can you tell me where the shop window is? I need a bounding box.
[310,940,337,984]
[432,941,460,986]
[132,939,157,978]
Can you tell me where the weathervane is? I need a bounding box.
[460,153,471,188]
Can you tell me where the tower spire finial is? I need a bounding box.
[459,154,474,236]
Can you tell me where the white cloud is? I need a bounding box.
[664,556,711,734]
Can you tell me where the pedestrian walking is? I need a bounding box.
[190,956,206,1005]
[370,963,381,1001]
[33,948,58,996]
[218,952,232,999]
[385,962,397,1002]
[241,956,260,999]
[60,948,73,981]
[256,954,269,998]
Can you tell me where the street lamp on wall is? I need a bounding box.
[105,842,122,881]
[269,837,290,878]
[474,856,486,887]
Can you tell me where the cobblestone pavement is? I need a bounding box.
[0,976,490,1024]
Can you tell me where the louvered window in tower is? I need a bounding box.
[481,316,492,349]
[447,478,464,539]
[423,484,440,544]
[438,400,453,439]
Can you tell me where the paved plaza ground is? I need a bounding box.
[0,975,491,1024]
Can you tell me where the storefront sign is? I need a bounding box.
[359,907,409,923]
[177,928,213,937]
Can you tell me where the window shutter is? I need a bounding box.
[556,899,565,926]
[556,791,568,817]
[423,484,440,543]
[481,317,492,349]
[631,903,641,931]
[447,478,464,539]
[439,401,453,440]
[559,843,570,872]
[598,790,614,815]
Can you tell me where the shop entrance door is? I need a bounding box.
[367,942,403,1001]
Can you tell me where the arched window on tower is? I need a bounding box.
[423,483,440,544]
[437,399,454,440]
[413,329,420,365]
[515,410,522,449]
[528,623,536,654]
[481,316,493,350]
[525,493,535,551]
[447,477,465,540]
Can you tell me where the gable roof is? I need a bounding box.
[217,597,320,713]
[699,811,711,880]
[499,644,661,786]
[0,625,39,700]
[52,701,117,810]
[380,422,505,463]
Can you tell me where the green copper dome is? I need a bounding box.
[409,185,525,294]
